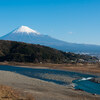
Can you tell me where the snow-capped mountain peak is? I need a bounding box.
[1,25,100,57]
[13,26,40,35]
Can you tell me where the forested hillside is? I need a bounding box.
[0,40,98,63]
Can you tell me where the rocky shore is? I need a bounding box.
[90,78,100,83]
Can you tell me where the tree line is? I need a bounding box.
[0,40,98,63]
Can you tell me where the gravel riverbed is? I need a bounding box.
[0,70,100,100]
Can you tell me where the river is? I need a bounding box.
[0,65,100,95]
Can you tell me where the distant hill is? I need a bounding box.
[1,26,100,57]
[0,40,98,63]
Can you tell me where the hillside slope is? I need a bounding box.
[1,26,100,57]
[0,40,98,63]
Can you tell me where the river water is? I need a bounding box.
[0,65,100,95]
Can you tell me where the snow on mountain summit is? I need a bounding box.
[13,26,40,35]
[1,25,100,56]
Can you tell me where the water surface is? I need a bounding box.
[0,65,100,94]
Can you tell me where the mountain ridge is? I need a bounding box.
[0,26,100,57]
[0,40,98,63]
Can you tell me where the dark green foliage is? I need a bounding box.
[0,40,98,63]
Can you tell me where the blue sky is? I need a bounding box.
[0,0,100,45]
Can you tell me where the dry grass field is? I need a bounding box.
[0,85,34,100]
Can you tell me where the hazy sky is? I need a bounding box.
[0,0,100,45]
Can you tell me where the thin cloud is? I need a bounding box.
[68,32,73,34]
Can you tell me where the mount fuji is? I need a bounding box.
[1,26,100,56]
[0,26,70,47]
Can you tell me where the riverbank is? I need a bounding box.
[0,62,100,75]
[0,85,34,100]
[90,77,100,83]
[0,70,100,100]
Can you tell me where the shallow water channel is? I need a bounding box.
[0,65,100,95]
